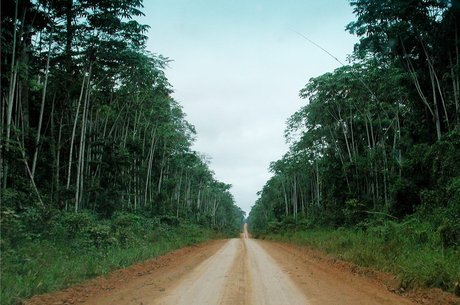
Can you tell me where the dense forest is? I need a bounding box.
[2,0,460,302]
[0,0,244,302]
[0,0,245,231]
[248,0,460,293]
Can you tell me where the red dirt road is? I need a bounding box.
[26,229,460,305]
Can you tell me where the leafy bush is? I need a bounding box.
[0,208,24,247]
[88,224,116,249]
[267,220,283,233]
[159,215,181,226]
[343,199,367,225]
[57,211,96,238]
[439,221,460,249]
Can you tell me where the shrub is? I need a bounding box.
[88,224,116,249]
[58,211,96,237]
[438,221,460,249]
[111,212,151,247]
[267,220,283,234]
[343,199,367,225]
[0,208,24,247]
[159,215,180,226]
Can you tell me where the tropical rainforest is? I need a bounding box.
[248,0,460,295]
[2,0,460,303]
[0,0,244,303]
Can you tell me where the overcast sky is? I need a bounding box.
[139,1,358,215]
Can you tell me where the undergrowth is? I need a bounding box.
[260,217,460,295]
[0,210,223,305]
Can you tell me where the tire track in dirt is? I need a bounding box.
[219,238,249,305]
[24,233,460,305]
[155,239,239,305]
[245,238,310,305]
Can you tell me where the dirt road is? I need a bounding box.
[27,227,459,305]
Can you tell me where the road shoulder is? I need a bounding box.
[258,239,460,305]
[24,239,228,305]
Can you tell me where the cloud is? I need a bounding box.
[140,0,358,214]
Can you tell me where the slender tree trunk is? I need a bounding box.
[281,178,289,216]
[329,127,351,193]
[1,86,6,193]
[338,108,353,162]
[450,55,459,124]
[422,42,449,131]
[65,0,73,70]
[4,1,19,190]
[299,182,305,215]
[402,42,441,139]
[66,74,86,191]
[75,65,92,212]
[196,187,202,220]
[176,169,183,217]
[456,27,460,124]
[316,161,320,207]
[429,65,442,141]
[50,94,57,200]
[382,142,389,207]
[144,127,157,204]
[31,39,52,178]
[292,175,297,221]
[16,134,44,206]
[56,115,63,206]
[349,107,357,157]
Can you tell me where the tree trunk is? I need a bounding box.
[144,127,157,205]
[4,0,19,190]
[282,178,289,216]
[75,65,92,212]
[31,39,52,178]
[429,65,442,141]
[66,74,86,192]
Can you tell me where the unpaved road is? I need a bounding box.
[157,238,309,305]
[27,227,459,305]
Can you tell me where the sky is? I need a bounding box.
[139,1,358,215]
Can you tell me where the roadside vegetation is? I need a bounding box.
[1,1,244,304]
[248,0,460,296]
[1,211,229,305]
[259,215,460,293]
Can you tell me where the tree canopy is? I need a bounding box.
[1,0,245,235]
[248,0,460,235]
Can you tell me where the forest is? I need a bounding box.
[1,0,244,303]
[248,0,460,295]
[2,0,460,303]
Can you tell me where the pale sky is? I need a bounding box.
[139,1,358,215]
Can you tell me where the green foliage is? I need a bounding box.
[267,220,284,234]
[58,212,96,236]
[160,215,181,226]
[0,208,24,248]
[439,221,460,249]
[448,176,460,194]
[389,178,418,218]
[1,0,244,229]
[1,1,244,304]
[249,2,460,295]
[0,210,221,305]
[263,217,460,293]
[343,199,367,225]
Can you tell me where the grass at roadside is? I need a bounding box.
[1,211,224,305]
[260,221,460,295]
